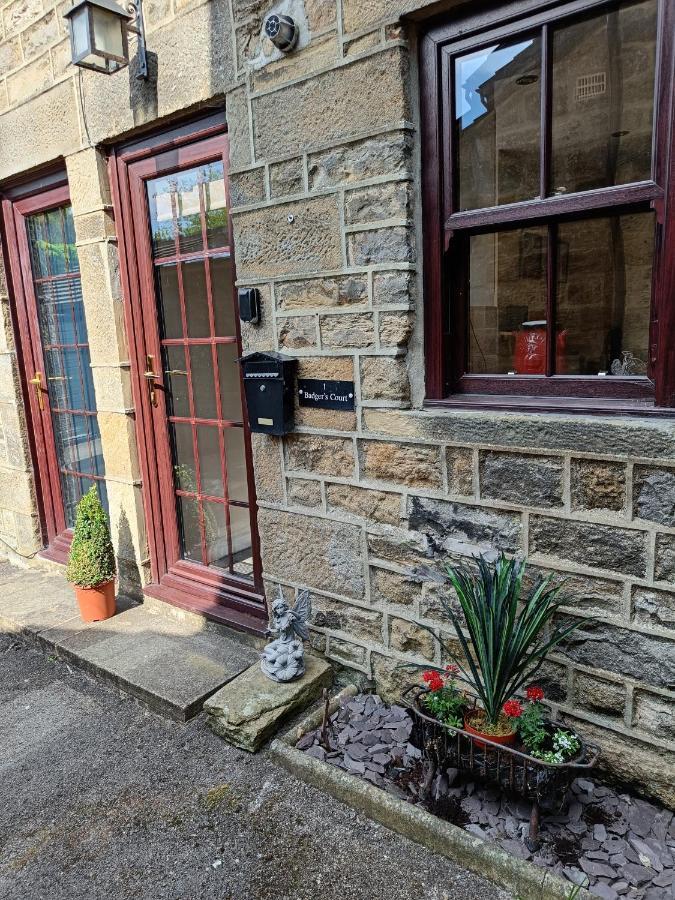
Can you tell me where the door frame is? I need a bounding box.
[110,115,267,635]
[0,176,79,562]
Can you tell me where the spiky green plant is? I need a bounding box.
[65,486,116,588]
[432,554,584,727]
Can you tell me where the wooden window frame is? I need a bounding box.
[421,0,675,414]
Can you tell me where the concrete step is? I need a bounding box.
[0,559,258,720]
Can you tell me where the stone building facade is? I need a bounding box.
[0,0,673,806]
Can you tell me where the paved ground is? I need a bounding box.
[0,632,511,900]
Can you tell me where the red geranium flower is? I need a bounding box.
[445,664,459,676]
[526,686,545,702]
[422,670,444,692]
[503,699,524,718]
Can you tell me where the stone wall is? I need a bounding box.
[0,0,673,805]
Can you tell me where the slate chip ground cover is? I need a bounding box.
[297,694,675,899]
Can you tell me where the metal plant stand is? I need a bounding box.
[404,688,600,848]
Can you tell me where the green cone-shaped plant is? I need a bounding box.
[428,554,584,727]
[65,486,116,588]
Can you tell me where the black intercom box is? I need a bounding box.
[240,351,297,436]
[238,287,261,324]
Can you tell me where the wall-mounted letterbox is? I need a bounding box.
[240,351,297,436]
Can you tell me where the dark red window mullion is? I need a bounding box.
[161,335,237,346]
[198,176,235,573]
[168,186,208,566]
[60,205,99,488]
[545,224,558,376]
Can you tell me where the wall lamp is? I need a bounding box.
[64,0,147,79]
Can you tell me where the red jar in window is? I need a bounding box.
[513,321,567,374]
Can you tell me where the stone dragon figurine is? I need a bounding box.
[260,587,312,683]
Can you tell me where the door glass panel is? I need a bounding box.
[212,256,236,336]
[156,264,182,339]
[455,36,541,210]
[467,227,548,374]
[190,345,217,419]
[26,203,107,528]
[183,259,210,338]
[556,212,654,375]
[197,425,223,497]
[146,160,254,582]
[551,0,658,195]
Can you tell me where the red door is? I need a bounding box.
[112,124,265,633]
[1,180,108,561]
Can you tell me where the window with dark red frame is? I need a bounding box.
[421,0,675,411]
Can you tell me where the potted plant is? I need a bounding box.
[416,554,585,747]
[65,486,116,622]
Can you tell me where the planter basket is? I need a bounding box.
[403,687,600,846]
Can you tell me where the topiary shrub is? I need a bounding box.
[65,486,116,588]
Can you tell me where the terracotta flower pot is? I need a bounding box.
[464,709,517,748]
[73,580,116,622]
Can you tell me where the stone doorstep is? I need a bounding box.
[204,655,333,753]
[0,560,258,721]
[270,689,594,900]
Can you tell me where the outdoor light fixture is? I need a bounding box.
[264,13,299,52]
[64,0,147,78]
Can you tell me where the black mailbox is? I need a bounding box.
[240,351,297,436]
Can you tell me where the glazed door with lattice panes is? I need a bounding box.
[119,129,264,631]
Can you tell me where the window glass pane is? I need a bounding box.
[224,426,248,502]
[468,227,548,374]
[170,422,196,492]
[217,343,243,422]
[162,346,190,418]
[178,496,202,562]
[204,501,229,568]
[204,161,228,249]
[147,176,176,259]
[156,264,182,339]
[230,505,253,579]
[212,256,236,336]
[183,259,210,338]
[197,425,223,498]
[190,345,217,419]
[556,212,653,375]
[551,0,657,195]
[456,36,541,210]
[177,171,203,255]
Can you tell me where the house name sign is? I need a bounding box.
[297,378,355,411]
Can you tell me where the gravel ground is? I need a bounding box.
[0,633,511,900]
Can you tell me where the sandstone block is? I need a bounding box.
[66,147,111,214]
[367,525,433,569]
[328,636,366,667]
[338,275,368,305]
[370,566,421,607]
[250,433,284,502]
[296,355,354,382]
[571,459,627,512]
[259,508,365,598]
[326,483,401,525]
[532,659,569,702]
[373,270,415,306]
[253,48,409,159]
[360,357,409,402]
[562,622,675,689]
[3,0,43,36]
[409,495,522,554]
[0,37,22,77]
[311,595,382,642]
[287,477,322,508]
[529,516,648,577]
[0,467,33,515]
[480,451,563,508]
[360,440,441,488]
[285,433,354,477]
[632,586,675,630]
[526,567,624,618]
[205,656,333,752]
[633,467,675,526]
[305,0,337,30]
[277,277,337,310]
[344,182,410,225]
[251,33,339,92]
[233,196,341,278]
[378,312,414,348]
[7,54,52,107]
[269,157,305,198]
[347,227,414,266]
[226,86,252,170]
[389,616,434,660]
[446,447,474,497]
[343,0,404,32]
[277,315,317,349]
[634,691,675,741]
[320,313,375,349]
[97,412,140,481]
[240,284,274,353]
[655,534,675,583]
[344,30,381,56]
[309,131,412,190]
[20,10,58,60]
[229,168,266,206]
[574,672,625,719]
[371,652,414,702]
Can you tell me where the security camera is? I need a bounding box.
[264,13,298,52]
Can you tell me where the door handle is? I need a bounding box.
[144,354,159,407]
[164,369,188,376]
[28,371,44,410]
